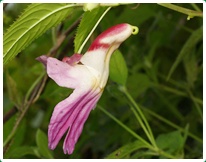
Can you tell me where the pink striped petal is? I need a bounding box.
[62,53,82,65]
[63,91,102,154]
[37,23,138,155]
[80,23,135,88]
[38,56,95,89]
[48,88,101,151]
[88,23,133,51]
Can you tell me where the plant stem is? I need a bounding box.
[51,27,57,45]
[24,72,45,103]
[97,105,154,150]
[98,105,177,158]
[130,106,154,146]
[77,7,111,54]
[157,3,203,19]
[142,106,203,143]
[190,3,202,12]
[119,86,157,149]
[155,84,202,105]
[3,74,48,150]
[186,89,203,119]
[3,107,18,124]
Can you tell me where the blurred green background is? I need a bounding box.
[3,3,203,159]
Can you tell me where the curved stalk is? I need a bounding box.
[158,3,203,19]
[119,86,157,149]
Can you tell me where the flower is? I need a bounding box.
[37,23,138,154]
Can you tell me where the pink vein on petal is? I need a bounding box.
[48,89,101,151]
[63,92,102,154]
[48,89,88,150]
[37,23,136,155]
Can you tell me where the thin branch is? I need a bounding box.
[3,140,12,155]
[3,16,82,155]
[49,17,81,57]
[3,17,81,126]
[58,36,74,59]
[3,107,18,124]
[77,7,111,54]
[32,76,48,103]
[3,75,48,153]
[190,3,202,12]
[64,17,81,36]
[157,3,203,19]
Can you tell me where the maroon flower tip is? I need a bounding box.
[88,23,129,51]
[36,55,49,67]
[62,54,82,65]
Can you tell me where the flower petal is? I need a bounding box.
[80,23,134,88]
[63,91,102,154]
[48,88,86,150]
[37,23,138,155]
[62,53,82,65]
[39,56,95,89]
[36,55,49,67]
[48,87,102,152]
[87,23,133,51]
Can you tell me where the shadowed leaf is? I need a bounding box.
[167,26,203,80]
[109,50,128,85]
[36,129,53,159]
[74,6,109,53]
[106,140,148,158]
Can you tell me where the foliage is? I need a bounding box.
[3,3,80,64]
[74,6,109,53]
[3,3,203,159]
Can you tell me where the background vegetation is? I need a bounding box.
[3,3,203,159]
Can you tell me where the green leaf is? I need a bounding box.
[109,50,128,85]
[183,49,198,88]
[3,119,27,158]
[5,71,23,110]
[3,3,79,64]
[126,73,151,98]
[74,6,109,53]
[167,26,203,80]
[36,129,53,159]
[106,140,148,158]
[156,130,184,157]
[4,146,41,158]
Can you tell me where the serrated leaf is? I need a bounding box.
[74,6,108,53]
[106,140,148,159]
[6,71,22,110]
[36,129,53,159]
[109,50,128,85]
[3,3,78,64]
[167,26,203,80]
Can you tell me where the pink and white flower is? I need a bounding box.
[37,23,138,154]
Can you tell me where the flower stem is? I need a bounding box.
[157,3,203,19]
[190,3,202,12]
[3,73,47,149]
[141,106,202,143]
[98,105,177,158]
[97,105,154,150]
[119,86,157,149]
[155,84,202,105]
[186,89,203,120]
[77,7,111,54]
